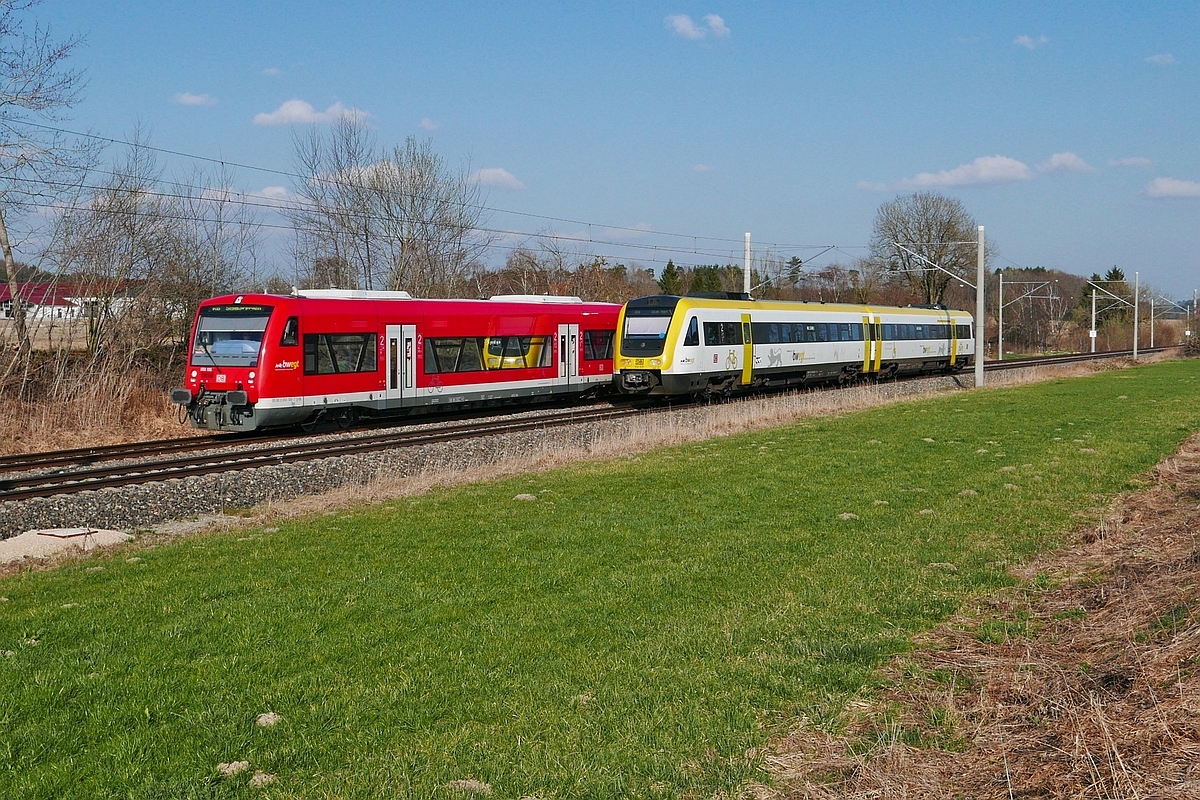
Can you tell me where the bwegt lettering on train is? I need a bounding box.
[613,292,974,396]
[171,289,620,432]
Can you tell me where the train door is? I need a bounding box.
[740,314,753,385]
[556,323,579,387]
[385,324,401,406]
[873,315,883,371]
[945,311,957,366]
[403,324,416,401]
[385,324,417,407]
[861,314,884,374]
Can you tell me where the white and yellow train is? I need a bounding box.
[613,293,975,395]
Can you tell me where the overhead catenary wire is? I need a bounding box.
[2,194,838,275]
[0,169,851,272]
[8,120,845,254]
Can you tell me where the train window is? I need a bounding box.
[814,323,827,342]
[956,324,971,339]
[743,322,752,343]
[583,330,616,360]
[303,333,378,375]
[482,336,551,369]
[427,338,483,373]
[703,321,742,346]
[191,304,274,368]
[279,316,299,347]
[621,301,677,357]
[425,336,552,372]
[682,317,699,347]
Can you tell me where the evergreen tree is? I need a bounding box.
[657,259,682,295]
[689,265,723,293]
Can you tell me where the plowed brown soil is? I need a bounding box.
[761,432,1200,799]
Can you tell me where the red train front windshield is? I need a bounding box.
[190,304,274,368]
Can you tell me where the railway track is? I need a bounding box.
[0,405,642,503]
[987,346,1173,371]
[0,346,1178,504]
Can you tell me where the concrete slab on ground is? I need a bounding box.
[0,528,133,563]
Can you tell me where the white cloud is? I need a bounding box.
[1146,53,1178,65]
[262,67,282,76]
[197,185,302,210]
[1108,157,1152,168]
[175,92,216,106]
[469,167,525,189]
[703,14,730,38]
[253,99,367,126]
[1014,35,1049,50]
[1037,152,1095,173]
[666,14,705,39]
[1145,177,1200,197]
[666,13,729,40]
[419,117,440,131]
[692,163,714,173]
[858,155,1035,191]
[251,186,303,206]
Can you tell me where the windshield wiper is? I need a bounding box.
[199,338,224,376]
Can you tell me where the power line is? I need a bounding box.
[12,120,842,252]
[2,171,855,271]
[4,194,835,274]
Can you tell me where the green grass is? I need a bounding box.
[1,359,1198,799]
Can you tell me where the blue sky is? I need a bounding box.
[36,1,1200,296]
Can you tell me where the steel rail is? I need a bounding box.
[0,396,619,473]
[986,346,1174,371]
[0,431,258,471]
[0,405,642,502]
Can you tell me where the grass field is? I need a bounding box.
[1,359,1198,799]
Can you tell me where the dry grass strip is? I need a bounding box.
[757,427,1200,799]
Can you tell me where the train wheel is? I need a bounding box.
[335,408,358,430]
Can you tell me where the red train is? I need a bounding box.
[170,290,621,432]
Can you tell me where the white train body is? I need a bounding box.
[614,294,975,395]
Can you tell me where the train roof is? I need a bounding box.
[195,292,620,313]
[625,294,973,317]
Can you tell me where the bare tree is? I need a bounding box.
[49,134,259,385]
[288,117,492,296]
[869,192,988,305]
[0,0,96,391]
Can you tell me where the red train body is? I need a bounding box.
[170,290,620,432]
